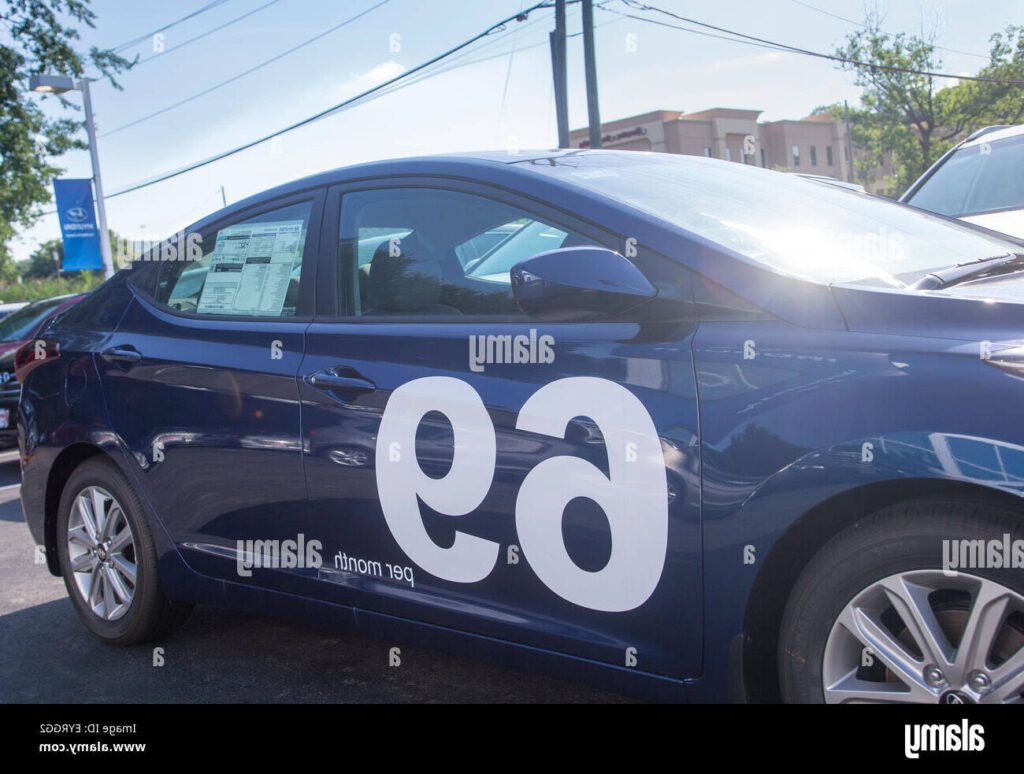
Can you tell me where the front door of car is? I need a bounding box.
[99,191,323,588]
[299,181,702,679]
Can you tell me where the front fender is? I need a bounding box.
[744,430,1024,522]
[689,317,1024,700]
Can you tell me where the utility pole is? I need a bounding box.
[582,0,602,148]
[844,100,854,184]
[219,185,228,208]
[549,0,569,148]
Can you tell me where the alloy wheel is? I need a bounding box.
[65,486,137,622]
[823,570,1024,703]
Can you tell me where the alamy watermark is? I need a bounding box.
[905,721,984,759]
[942,533,1024,576]
[113,231,204,269]
[236,534,322,578]
[468,329,555,373]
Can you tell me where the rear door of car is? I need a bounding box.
[99,189,324,588]
[298,178,703,679]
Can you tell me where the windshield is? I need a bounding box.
[519,151,1023,287]
[0,297,66,343]
[907,133,1024,218]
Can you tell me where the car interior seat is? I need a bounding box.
[365,233,461,316]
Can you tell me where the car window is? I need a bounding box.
[454,219,525,267]
[909,134,1024,218]
[155,200,313,317]
[0,297,68,342]
[464,220,571,282]
[337,188,596,317]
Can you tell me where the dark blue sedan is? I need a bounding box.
[17,151,1024,703]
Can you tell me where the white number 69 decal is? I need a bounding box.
[375,376,669,612]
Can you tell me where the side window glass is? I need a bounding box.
[338,189,597,317]
[155,200,313,317]
[454,218,527,268]
[462,220,571,281]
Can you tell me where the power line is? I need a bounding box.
[372,7,614,90]
[103,2,554,200]
[354,13,621,111]
[32,4,563,220]
[496,1,528,143]
[600,3,812,53]
[425,10,550,71]
[622,0,1018,83]
[618,1,1024,85]
[130,0,285,69]
[788,0,866,27]
[788,0,988,60]
[169,6,609,147]
[101,0,392,137]
[111,0,232,53]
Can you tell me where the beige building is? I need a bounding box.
[570,107,889,190]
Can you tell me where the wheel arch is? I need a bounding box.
[741,477,1024,703]
[43,443,108,576]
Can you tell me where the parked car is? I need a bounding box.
[0,301,29,320]
[18,151,1024,704]
[901,124,1024,239]
[0,294,86,446]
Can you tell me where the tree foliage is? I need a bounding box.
[833,18,1024,195]
[18,226,122,279]
[21,236,62,278]
[0,1,132,270]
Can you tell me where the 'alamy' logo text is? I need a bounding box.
[469,329,555,373]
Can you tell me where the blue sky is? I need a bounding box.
[12,0,1024,261]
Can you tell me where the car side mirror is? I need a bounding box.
[510,247,658,321]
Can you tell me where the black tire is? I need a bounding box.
[56,457,192,644]
[779,499,1024,704]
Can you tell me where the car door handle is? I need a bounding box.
[101,346,142,364]
[305,368,376,393]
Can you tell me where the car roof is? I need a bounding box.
[960,124,1024,148]
[207,150,616,217]
[26,293,78,307]
[262,149,571,192]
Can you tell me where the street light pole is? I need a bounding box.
[28,74,114,278]
[78,79,114,278]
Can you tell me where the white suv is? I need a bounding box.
[901,124,1024,239]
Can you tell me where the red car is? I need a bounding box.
[0,293,87,446]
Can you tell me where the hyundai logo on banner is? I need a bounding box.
[53,179,104,271]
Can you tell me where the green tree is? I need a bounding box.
[0,1,132,272]
[939,26,1024,132]
[18,227,123,279]
[21,237,62,279]
[834,18,1024,194]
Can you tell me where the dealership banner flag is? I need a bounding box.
[53,178,104,271]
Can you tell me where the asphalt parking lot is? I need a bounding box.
[0,450,630,703]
